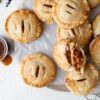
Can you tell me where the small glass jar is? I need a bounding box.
[0,36,8,60]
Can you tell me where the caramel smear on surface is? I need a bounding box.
[1,55,12,66]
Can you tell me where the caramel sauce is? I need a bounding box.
[1,55,12,66]
[0,41,4,58]
[0,37,13,66]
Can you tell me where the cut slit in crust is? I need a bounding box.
[43,4,52,8]
[22,20,24,33]
[76,78,86,82]
[36,66,39,77]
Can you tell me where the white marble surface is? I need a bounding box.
[0,61,100,100]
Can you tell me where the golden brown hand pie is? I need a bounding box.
[89,36,100,64]
[56,21,92,47]
[5,10,42,43]
[88,0,100,8]
[65,64,99,96]
[93,14,100,37]
[53,0,90,29]
[21,53,55,87]
[34,0,54,24]
[53,39,86,73]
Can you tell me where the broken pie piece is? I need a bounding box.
[89,36,100,64]
[53,39,86,73]
[65,64,99,96]
[88,0,100,8]
[93,14,100,37]
[52,0,90,29]
[21,53,55,87]
[56,21,92,47]
[34,0,54,24]
[5,9,42,43]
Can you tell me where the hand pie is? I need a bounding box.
[65,64,99,96]
[56,21,92,47]
[5,10,42,43]
[93,15,100,37]
[53,39,86,73]
[34,0,54,24]
[88,0,100,8]
[53,0,90,29]
[89,36,100,64]
[21,53,55,87]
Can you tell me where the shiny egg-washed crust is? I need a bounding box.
[89,36,100,64]
[5,9,42,43]
[88,0,100,8]
[93,14,100,37]
[64,64,99,96]
[33,0,54,24]
[56,21,92,47]
[52,0,90,29]
[53,39,86,72]
[21,53,55,88]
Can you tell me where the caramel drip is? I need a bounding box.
[1,55,12,66]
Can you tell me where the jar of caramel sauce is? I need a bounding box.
[0,36,12,66]
[0,36,8,60]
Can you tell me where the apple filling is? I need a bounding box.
[65,45,84,70]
